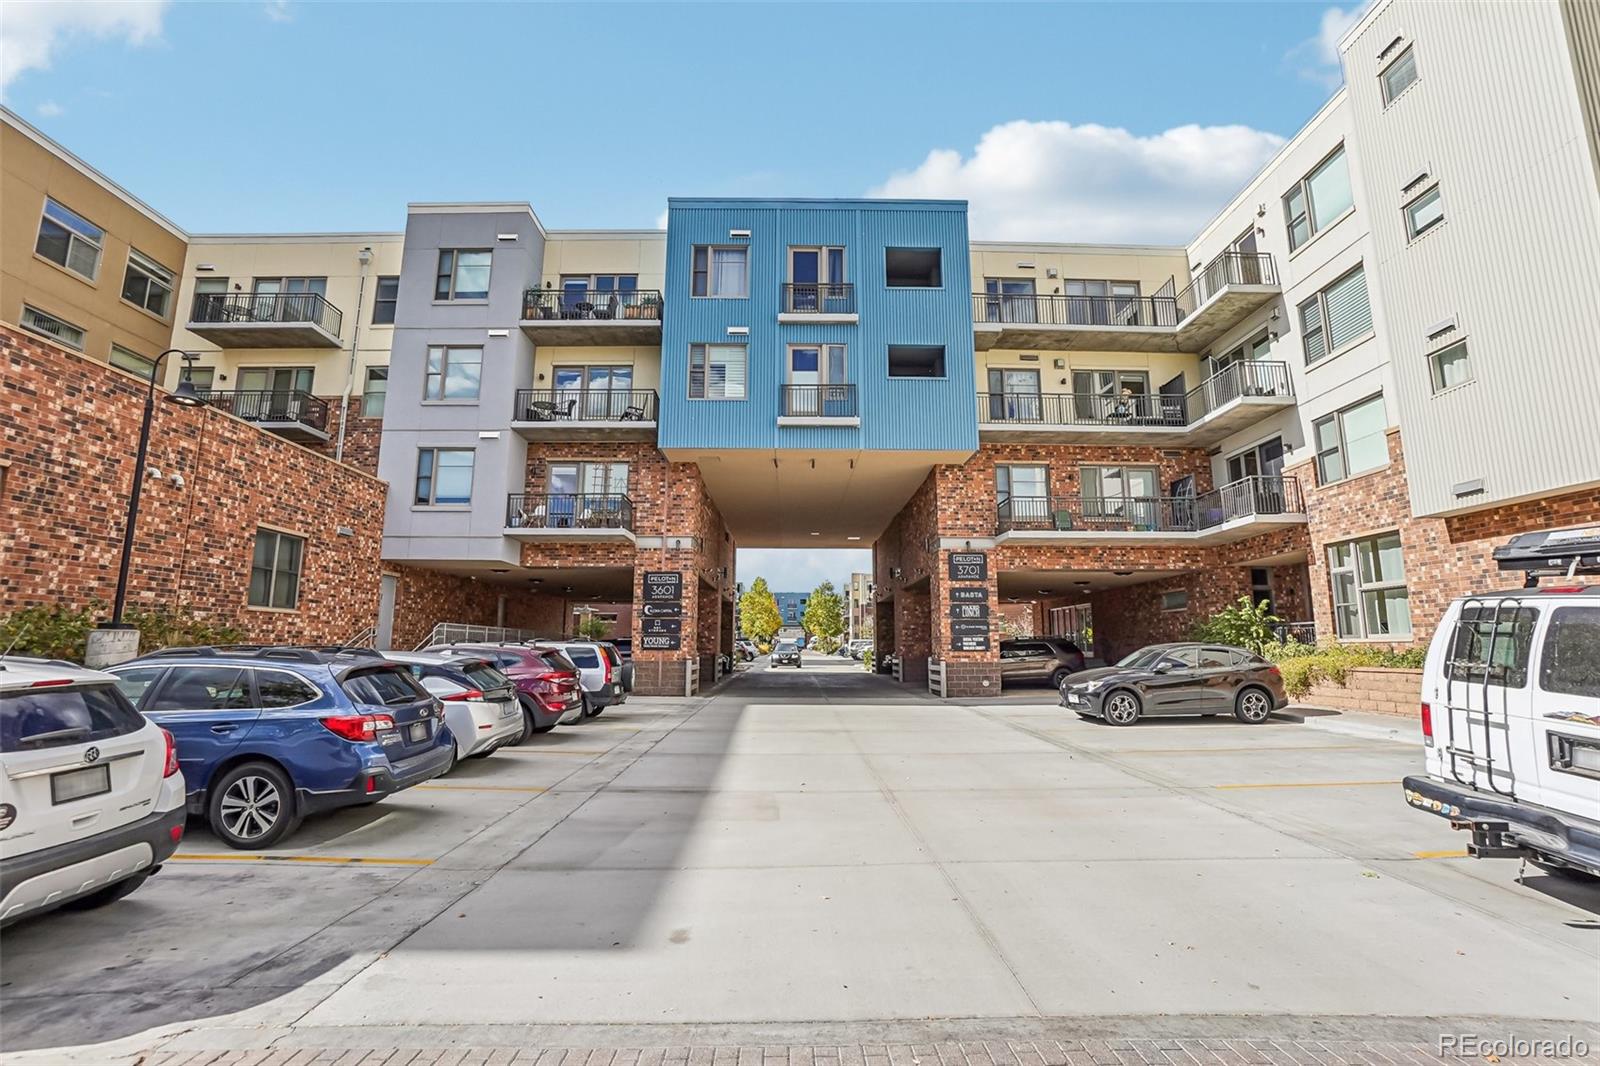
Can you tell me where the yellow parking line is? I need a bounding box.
[171,854,433,867]
[1413,848,1470,859]
[1213,780,1401,790]
[414,783,547,793]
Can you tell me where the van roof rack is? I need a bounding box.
[1493,527,1600,584]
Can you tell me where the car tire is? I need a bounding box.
[207,760,299,850]
[581,693,596,719]
[1234,687,1274,724]
[517,697,555,741]
[61,871,152,911]
[1050,668,1072,689]
[445,738,462,774]
[1103,690,1142,726]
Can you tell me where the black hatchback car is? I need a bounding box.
[1059,642,1288,725]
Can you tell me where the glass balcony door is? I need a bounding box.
[236,366,313,420]
[987,367,1041,421]
[984,278,1036,323]
[787,345,847,415]
[552,365,636,420]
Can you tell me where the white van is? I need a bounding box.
[1403,527,1600,878]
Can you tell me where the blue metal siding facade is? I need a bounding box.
[657,198,978,454]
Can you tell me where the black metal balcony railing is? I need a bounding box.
[521,288,663,322]
[200,389,330,431]
[505,492,634,531]
[996,475,1305,535]
[782,282,856,315]
[978,360,1292,429]
[972,251,1278,328]
[1272,621,1318,646]
[512,389,658,423]
[781,383,858,418]
[189,292,344,337]
[1177,251,1279,313]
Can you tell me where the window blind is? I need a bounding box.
[1324,267,1372,349]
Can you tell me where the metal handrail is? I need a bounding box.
[1271,621,1317,646]
[1176,251,1278,315]
[189,292,344,336]
[781,383,858,418]
[199,389,330,431]
[521,288,663,322]
[505,492,634,531]
[781,282,856,314]
[512,389,658,422]
[978,361,1293,428]
[996,475,1304,534]
[417,622,543,651]
[973,292,1181,328]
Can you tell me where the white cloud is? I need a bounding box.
[36,99,63,117]
[737,549,870,597]
[654,208,669,230]
[871,120,1286,245]
[1285,4,1368,90]
[262,1,293,23]
[0,0,169,95]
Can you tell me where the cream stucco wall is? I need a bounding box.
[538,232,666,292]
[976,348,1201,395]
[968,243,1189,302]
[530,345,662,395]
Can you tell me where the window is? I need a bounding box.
[1445,606,1538,688]
[688,343,747,399]
[691,246,747,298]
[1082,465,1158,501]
[1381,45,1419,104]
[255,670,321,708]
[1063,280,1142,325]
[423,345,482,400]
[887,345,946,378]
[34,198,103,279]
[19,305,85,350]
[1161,590,1189,613]
[1540,606,1600,698]
[1427,341,1472,393]
[435,249,491,300]
[1312,394,1388,484]
[249,528,304,609]
[372,276,399,324]
[361,366,388,416]
[121,249,174,317]
[415,448,474,505]
[182,365,215,390]
[995,464,1048,511]
[1284,147,1354,250]
[110,666,166,708]
[1,685,145,753]
[1299,265,1373,364]
[109,344,156,378]
[1404,185,1444,239]
[341,668,427,707]
[146,666,252,713]
[1327,532,1410,639]
[885,247,941,287]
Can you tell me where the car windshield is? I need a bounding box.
[776,643,797,652]
[341,667,427,707]
[564,647,600,669]
[1115,647,1168,669]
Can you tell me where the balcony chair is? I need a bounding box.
[620,405,646,421]
[510,503,548,529]
[590,295,619,320]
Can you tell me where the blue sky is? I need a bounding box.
[2,0,1359,594]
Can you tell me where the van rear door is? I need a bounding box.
[1427,601,1539,798]
[1528,603,1600,820]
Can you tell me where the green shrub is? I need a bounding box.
[1191,595,1281,653]
[0,603,246,664]
[1264,640,1427,699]
[123,606,245,652]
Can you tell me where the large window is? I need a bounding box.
[121,250,175,317]
[1327,532,1410,639]
[1403,185,1444,240]
[435,249,491,300]
[885,247,941,287]
[1312,394,1388,484]
[1427,340,1472,393]
[423,344,482,400]
[19,305,85,350]
[887,345,946,378]
[35,198,103,280]
[109,344,156,378]
[688,343,747,399]
[415,448,474,505]
[1284,147,1354,251]
[249,528,304,610]
[1445,606,1538,688]
[1540,606,1600,698]
[1380,45,1419,104]
[691,246,748,298]
[1082,465,1158,502]
[361,366,388,416]
[1299,264,1373,364]
[372,276,399,324]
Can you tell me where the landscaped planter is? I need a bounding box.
[1299,666,1423,717]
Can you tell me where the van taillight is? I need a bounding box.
[161,728,180,777]
[1419,702,1434,746]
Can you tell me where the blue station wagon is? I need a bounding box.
[109,646,453,849]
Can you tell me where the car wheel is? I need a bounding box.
[1234,687,1274,724]
[61,871,152,911]
[518,697,555,740]
[1050,668,1071,689]
[1103,690,1142,726]
[581,693,596,718]
[208,761,299,849]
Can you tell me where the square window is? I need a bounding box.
[1404,185,1444,239]
[887,345,945,378]
[1327,531,1409,639]
[249,528,305,609]
[121,249,175,318]
[435,250,491,300]
[885,247,942,287]
[35,198,103,280]
[1283,147,1353,251]
[688,343,747,399]
[1381,45,1419,104]
[1427,340,1472,392]
[1160,590,1189,612]
[423,345,482,400]
[691,246,748,298]
[415,448,474,505]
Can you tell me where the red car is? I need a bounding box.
[428,644,583,736]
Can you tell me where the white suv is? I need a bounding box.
[1,657,187,925]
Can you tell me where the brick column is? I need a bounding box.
[930,549,1001,697]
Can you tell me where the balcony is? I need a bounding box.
[186,293,343,348]
[778,384,859,427]
[971,251,1279,353]
[977,360,1294,447]
[503,493,635,543]
[519,289,663,345]
[200,389,331,443]
[779,283,857,323]
[510,389,658,441]
[995,476,1307,546]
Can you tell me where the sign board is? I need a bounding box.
[949,620,991,652]
[948,587,987,604]
[642,602,683,618]
[947,552,988,582]
[949,602,989,621]
[642,616,683,636]
[642,571,683,603]
[639,633,682,651]
[84,627,140,668]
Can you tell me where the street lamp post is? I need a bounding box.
[86,350,209,667]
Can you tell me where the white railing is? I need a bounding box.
[927,659,947,698]
[685,658,700,697]
[416,622,543,650]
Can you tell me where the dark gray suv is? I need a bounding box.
[999,638,1087,688]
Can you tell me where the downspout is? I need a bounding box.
[335,245,374,462]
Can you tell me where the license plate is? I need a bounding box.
[406,721,429,743]
[1066,693,1083,705]
[499,701,520,719]
[51,763,111,805]
[613,684,622,696]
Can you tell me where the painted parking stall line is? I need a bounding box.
[170,853,434,867]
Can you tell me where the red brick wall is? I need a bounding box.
[1089,571,1254,664]
[1,325,385,645]
[330,396,384,478]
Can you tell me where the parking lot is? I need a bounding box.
[4,652,1597,1063]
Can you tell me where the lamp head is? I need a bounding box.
[166,380,207,407]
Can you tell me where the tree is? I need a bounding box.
[739,577,782,642]
[1191,595,1281,653]
[802,580,846,652]
[575,613,611,640]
